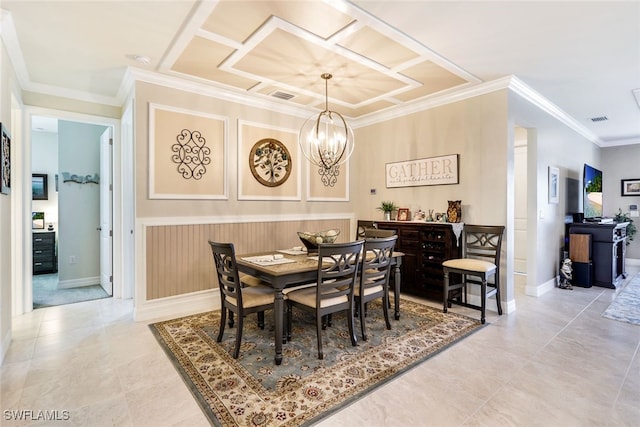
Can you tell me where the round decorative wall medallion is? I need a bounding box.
[249,138,292,187]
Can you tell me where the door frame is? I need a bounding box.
[15,106,130,314]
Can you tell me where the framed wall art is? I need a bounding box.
[249,138,292,187]
[32,173,48,200]
[32,212,45,229]
[1,123,10,195]
[238,120,300,201]
[148,103,228,200]
[548,166,559,204]
[621,178,640,197]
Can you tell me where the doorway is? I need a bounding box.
[31,116,112,308]
[514,127,528,294]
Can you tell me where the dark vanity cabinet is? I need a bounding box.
[33,231,57,274]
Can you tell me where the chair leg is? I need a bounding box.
[316,313,324,360]
[480,279,487,325]
[382,294,391,330]
[443,270,449,313]
[286,304,292,342]
[257,311,265,329]
[359,297,367,341]
[494,276,503,315]
[217,306,227,342]
[348,304,357,347]
[228,311,235,328]
[233,313,243,359]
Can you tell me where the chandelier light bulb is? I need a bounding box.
[299,73,355,170]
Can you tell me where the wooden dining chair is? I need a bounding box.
[356,236,397,340]
[442,225,505,324]
[364,228,396,238]
[286,240,365,359]
[356,220,377,239]
[209,241,275,359]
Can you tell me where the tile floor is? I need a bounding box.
[2,268,639,426]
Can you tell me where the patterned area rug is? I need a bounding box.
[150,299,482,426]
[602,273,640,325]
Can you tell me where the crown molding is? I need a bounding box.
[128,67,312,120]
[351,77,512,128]
[507,76,603,146]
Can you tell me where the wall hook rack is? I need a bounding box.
[61,172,99,184]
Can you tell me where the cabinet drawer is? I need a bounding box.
[33,250,54,262]
[33,233,55,245]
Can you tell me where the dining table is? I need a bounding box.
[235,248,404,365]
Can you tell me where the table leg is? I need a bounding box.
[274,290,284,365]
[394,259,402,320]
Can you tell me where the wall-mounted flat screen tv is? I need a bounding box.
[583,163,603,219]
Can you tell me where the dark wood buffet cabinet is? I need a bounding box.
[370,221,462,301]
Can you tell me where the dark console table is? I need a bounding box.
[368,221,462,301]
[568,222,628,288]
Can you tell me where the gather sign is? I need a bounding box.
[385,154,459,188]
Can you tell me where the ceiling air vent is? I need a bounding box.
[271,90,295,101]
[589,116,608,122]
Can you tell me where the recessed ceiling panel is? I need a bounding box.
[339,26,420,69]
[393,61,469,101]
[230,28,407,106]
[172,37,259,90]
[203,0,355,43]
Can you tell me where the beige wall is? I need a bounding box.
[351,91,510,227]
[134,81,355,218]
[21,91,121,119]
[0,40,17,360]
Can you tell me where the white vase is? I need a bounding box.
[384,211,391,221]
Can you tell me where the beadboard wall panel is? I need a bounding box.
[145,219,350,300]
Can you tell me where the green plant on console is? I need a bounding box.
[377,201,398,213]
[614,208,636,246]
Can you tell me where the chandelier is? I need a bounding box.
[299,73,354,170]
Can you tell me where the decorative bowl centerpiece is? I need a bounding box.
[297,229,340,253]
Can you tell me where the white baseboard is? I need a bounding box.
[57,276,101,289]
[134,289,221,323]
[626,258,640,267]
[525,276,556,297]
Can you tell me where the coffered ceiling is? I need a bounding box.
[1,1,638,145]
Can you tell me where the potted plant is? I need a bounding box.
[614,209,636,245]
[377,201,398,221]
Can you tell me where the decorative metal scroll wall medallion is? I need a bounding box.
[318,164,340,187]
[171,129,211,180]
[249,138,292,187]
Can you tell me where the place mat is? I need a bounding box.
[277,248,308,255]
[241,254,296,266]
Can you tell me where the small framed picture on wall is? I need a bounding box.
[621,178,640,197]
[32,173,48,200]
